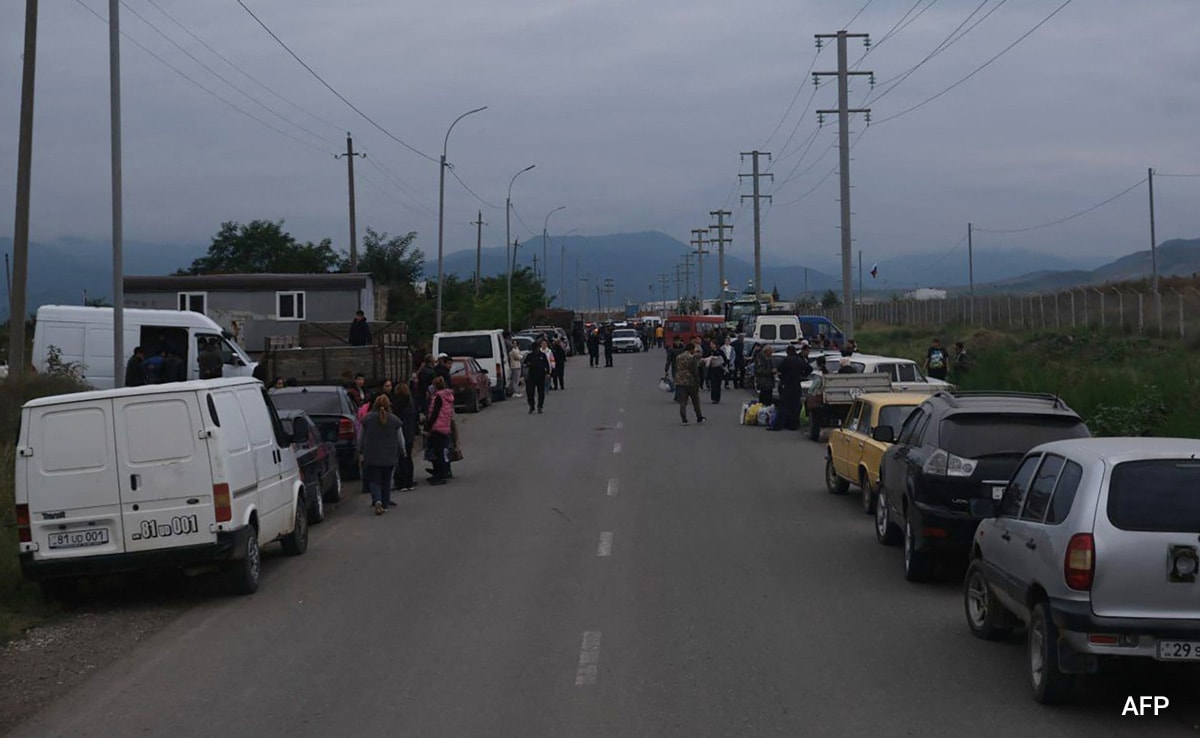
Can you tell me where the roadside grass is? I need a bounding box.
[0,375,90,644]
[855,322,1200,438]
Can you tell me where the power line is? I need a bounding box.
[844,0,875,29]
[975,176,1147,235]
[234,0,438,164]
[72,0,328,155]
[873,0,1075,125]
[119,0,332,147]
[770,79,832,167]
[1157,172,1200,178]
[363,156,438,218]
[448,166,502,209]
[508,203,538,238]
[143,0,344,136]
[853,0,934,67]
[760,47,824,151]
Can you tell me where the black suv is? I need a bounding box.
[872,391,1090,582]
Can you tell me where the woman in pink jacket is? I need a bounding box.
[423,376,455,485]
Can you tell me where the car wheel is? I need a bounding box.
[466,390,480,413]
[964,560,1014,640]
[874,488,902,546]
[324,466,343,503]
[281,494,309,556]
[228,526,261,595]
[860,469,875,515]
[307,483,326,524]
[825,456,849,495]
[1029,601,1075,704]
[903,516,934,582]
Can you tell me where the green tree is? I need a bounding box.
[820,289,840,309]
[183,220,342,274]
[354,228,423,283]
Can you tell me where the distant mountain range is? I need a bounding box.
[2,232,1197,318]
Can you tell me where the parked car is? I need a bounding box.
[17,378,308,597]
[270,386,360,480]
[802,353,953,395]
[611,328,643,353]
[824,392,928,513]
[449,356,492,413]
[873,391,1091,582]
[805,372,894,441]
[277,410,342,523]
[964,437,1200,704]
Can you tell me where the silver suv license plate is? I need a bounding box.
[1157,641,1200,661]
[48,528,110,549]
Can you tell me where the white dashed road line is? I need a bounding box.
[613,442,622,454]
[616,420,624,430]
[575,631,602,686]
[607,478,619,497]
[597,531,613,557]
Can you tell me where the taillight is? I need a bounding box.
[1064,533,1095,591]
[922,449,977,477]
[16,504,31,544]
[338,418,355,440]
[213,483,232,523]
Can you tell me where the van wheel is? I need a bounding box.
[281,494,309,556]
[307,485,326,525]
[228,529,261,595]
[1029,601,1075,704]
[323,467,343,503]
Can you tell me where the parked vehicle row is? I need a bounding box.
[823,389,1200,704]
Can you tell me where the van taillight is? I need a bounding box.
[213,483,232,523]
[1064,533,1095,591]
[338,418,355,440]
[16,504,31,544]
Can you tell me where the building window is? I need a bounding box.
[276,291,306,321]
[178,292,207,314]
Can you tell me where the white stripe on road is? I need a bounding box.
[618,407,625,413]
[616,420,624,430]
[597,531,613,557]
[613,442,622,454]
[607,478,619,496]
[575,631,602,686]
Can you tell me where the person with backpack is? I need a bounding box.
[924,338,949,381]
[705,338,728,404]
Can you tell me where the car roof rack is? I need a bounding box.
[935,390,1068,409]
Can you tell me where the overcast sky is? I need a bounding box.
[2,0,1198,276]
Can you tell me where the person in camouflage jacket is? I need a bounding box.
[674,343,706,425]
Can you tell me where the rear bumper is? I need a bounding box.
[908,502,981,554]
[20,527,253,581]
[1051,598,1200,639]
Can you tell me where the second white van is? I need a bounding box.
[15,377,309,596]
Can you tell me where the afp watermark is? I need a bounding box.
[1122,696,1169,716]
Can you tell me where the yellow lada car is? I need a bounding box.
[825,392,929,514]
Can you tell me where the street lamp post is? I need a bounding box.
[436,105,487,334]
[542,206,565,307]
[506,164,535,332]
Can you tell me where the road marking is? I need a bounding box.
[618,407,625,413]
[597,531,613,557]
[607,478,619,496]
[613,442,622,454]
[616,420,624,430]
[575,631,601,685]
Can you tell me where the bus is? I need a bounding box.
[662,315,725,346]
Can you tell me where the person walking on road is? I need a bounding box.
[603,328,615,367]
[587,329,600,367]
[508,340,524,397]
[393,382,417,494]
[674,342,706,425]
[551,338,568,390]
[358,394,404,514]
[720,337,735,390]
[732,334,746,389]
[776,344,812,431]
[523,338,552,414]
[706,338,727,404]
[655,323,664,348]
[754,345,776,407]
[423,377,454,485]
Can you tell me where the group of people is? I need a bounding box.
[124,338,225,386]
[505,332,570,414]
[585,325,615,367]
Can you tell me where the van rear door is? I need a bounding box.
[20,400,126,559]
[114,393,216,552]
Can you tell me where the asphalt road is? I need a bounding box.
[10,350,1200,737]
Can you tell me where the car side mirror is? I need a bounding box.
[872,426,894,443]
[970,498,998,519]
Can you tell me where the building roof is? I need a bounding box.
[124,273,372,292]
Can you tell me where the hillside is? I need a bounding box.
[981,238,1200,293]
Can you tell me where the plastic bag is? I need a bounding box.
[757,405,773,427]
[745,402,763,425]
[658,377,672,392]
[740,401,752,425]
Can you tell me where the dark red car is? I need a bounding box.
[449,356,492,413]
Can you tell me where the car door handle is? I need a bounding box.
[1025,539,1037,551]
[1001,531,1012,542]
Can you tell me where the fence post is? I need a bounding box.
[1081,289,1089,328]
[1138,292,1145,334]
[1039,294,1045,329]
[1154,290,1163,336]
[1175,289,1184,339]
[1115,289,1124,329]
[1096,290,1105,331]
[1070,291,1076,328]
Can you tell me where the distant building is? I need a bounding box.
[904,287,947,301]
[124,273,378,353]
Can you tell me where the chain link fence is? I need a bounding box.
[809,286,1200,339]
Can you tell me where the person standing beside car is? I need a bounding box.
[358,394,404,514]
[508,340,524,397]
[424,377,454,485]
[523,338,552,414]
[551,338,567,390]
[754,344,776,406]
[393,382,417,494]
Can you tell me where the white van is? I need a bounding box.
[432,329,509,402]
[32,306,258,389]
[15,377,308,595]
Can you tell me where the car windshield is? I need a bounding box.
[877,405,917,432]
[270,390,343,415]
[1108,459,1200,532]
[614,329,637,338]
[894,363,923,382]
[939,414,1089,458]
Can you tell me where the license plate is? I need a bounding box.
[1158,641,1200,661]
[48,528,110,549]
[992,485,1006,501]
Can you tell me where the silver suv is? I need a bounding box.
[963,437,1200,704]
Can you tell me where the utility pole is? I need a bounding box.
[673,264,684,311]
[815,29,872,341]
[681,254,695,313]
[804,267,809,303]
[531,253,539,281]
[691,228,709,311]
[575,256,581,312]
[709,210,732,304]
[1148,167,1160,328]
[658,273,670,319]
[334,133,365,273]
[603,278,614,318]
[968,222,975,325]
[857,250,863,307]
[739,152,772,300]
[471,210,485,297]
[109,0,125,386]
[9,0,38,378]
